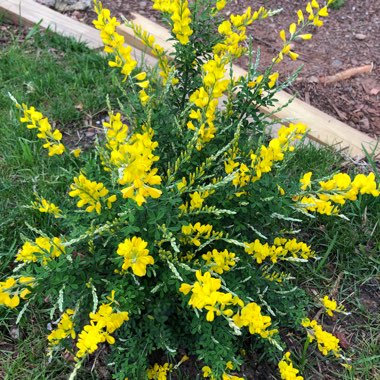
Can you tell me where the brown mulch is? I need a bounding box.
[62,0,380,138]
[0,23,28,47]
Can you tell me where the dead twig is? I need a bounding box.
[320,63,373,85]
[313,272,344,321]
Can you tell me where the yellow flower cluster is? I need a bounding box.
[116,236,154,277]
[188,54,229,150]
[321,296,346,317]
[222,374,244,380]
[202,249,236,274]
[262,266,290,284]
[244,237,315,264]
[180,271,276,339]
[94,4,152,104]
[215,0,226,12]
[233,302,277,338]
[69,173,116,214]
[215,7,268,58]
[101,113,162,206]
[76,294,129,359]
[202,366,244,380]
[302,318,341,357]
[153,0,193,45]
[126,21,177,86]
[147,362,173,380]
[179,270,243,322]
[117,127,162,206]
[278,352,303,380]
[181,222,223,246]
[274,0,332,64]
[250,123,306,182]
[103,112,129,159]
[247,72,279,93]
[0,276,34,309]
[93,1,137,80]
[19,104,65,156]
[202,366,214,379]
[296,171,379,215]
[47,309,76,346]
[305,0,333,27]
[16,237,65,264]
[32,197,62,218]
[179,190,212,213]
[225,123,307,187]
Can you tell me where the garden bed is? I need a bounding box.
[64,0,380,138]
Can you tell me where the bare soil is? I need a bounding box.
[63,0,380,138]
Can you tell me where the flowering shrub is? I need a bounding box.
[2,0,379,379]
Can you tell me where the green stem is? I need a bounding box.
[300,337,310,371]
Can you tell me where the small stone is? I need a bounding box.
[307,75,319,84]
[354,33,367,40]
[10,326,20,339]
[54,0,91,11]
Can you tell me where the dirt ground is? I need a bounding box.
[63,0,380,138]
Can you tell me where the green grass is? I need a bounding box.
[330,0,347,10]
[0,24,123,254]
[285,148,380,379]
[0,24,379,380]
[0,25,122,380]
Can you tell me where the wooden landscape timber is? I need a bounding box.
[119,13,379,160]
[0,0,378,159]
[0,0,157,65]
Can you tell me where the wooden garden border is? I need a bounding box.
[1,0,378,159]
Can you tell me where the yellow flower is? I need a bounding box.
[139,89,150,105]
[93,1,137,80]
[0,276,35,309]
[69,173,111,214]
[215,0,226,11]
[321,295,337,317]
[180,271,243,323]
[321,296,346,317]
[250,123,307,183]
[178,190,213,213]
[300,172,313,190]
[233,302,277,338]
[187,54,229,150]
[32,197,62,218]
[76,295,129,358]
[147,363,172,380]
[48,309,76,346]
[16,237,65,264]
[116,237,154,276]
[244,238,315,264]
[71,148,81,157]
[202,365,214,378]
[278,352,303,380]
[181,222,221,246]
[19,104,65,156]
[222,374,244,380]
[302,318,341,357]
[295,171,379,215]
[202,249,236,274]
[225,361,234,370]
[106,194,117,208]
[107,126,162,206]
